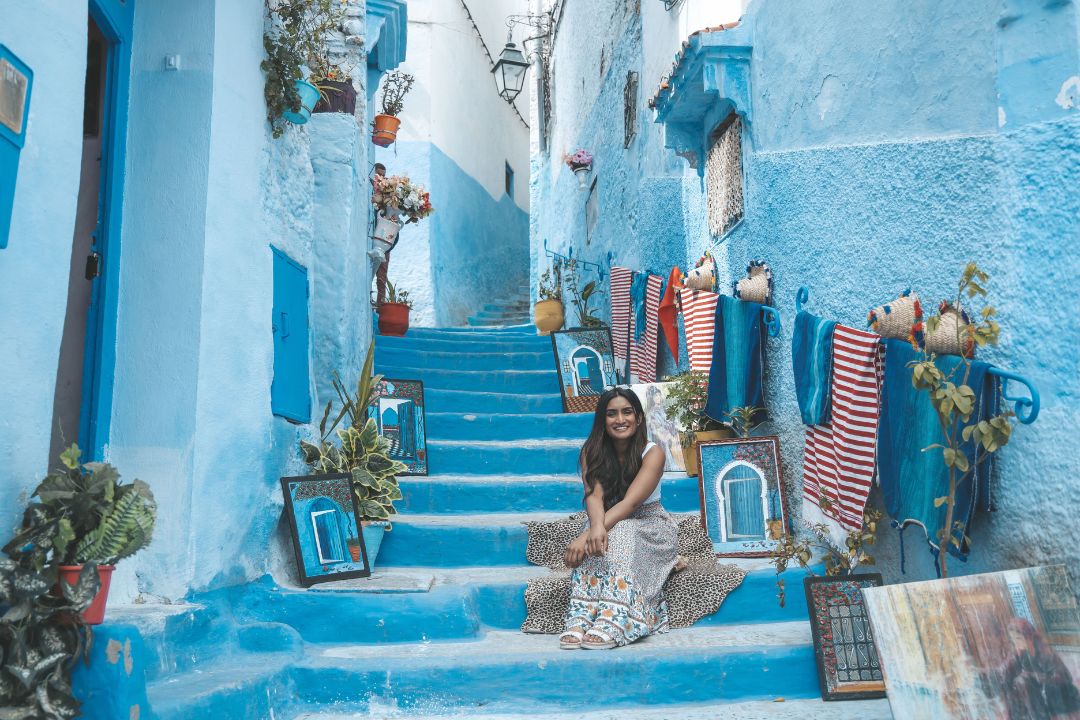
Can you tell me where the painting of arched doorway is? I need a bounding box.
[281,474,371,586]
[570,345,603,396]
[551,327,616,413]
[715,460,767,543]
[366,378,428,475]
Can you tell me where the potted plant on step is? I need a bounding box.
[2,444,157,625]
[377,281,413,336]
[663,371,733,477]
[300,342,406,567]
[534,261,565,335]
[564,148,594,190]
[262,0,347,137]
[372,70,414,147]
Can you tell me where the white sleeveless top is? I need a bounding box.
[641,441,662,505]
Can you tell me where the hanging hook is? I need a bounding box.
[986,368,1041,425]
[761,306,781,338]
[795,286,810,314]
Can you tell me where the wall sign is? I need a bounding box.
[0,45,33,249]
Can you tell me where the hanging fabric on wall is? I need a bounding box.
[704,295,767,426]
[657,267,682,362]
[609,266,633,373]
[877,339,997,561]
[791,310,837,426]
[679,288,721,373]
[801,324,884,546]
[628,274,663,383]
[630,273,650,344]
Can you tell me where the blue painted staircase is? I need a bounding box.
[103,320,893,719]
[466,287,532,327]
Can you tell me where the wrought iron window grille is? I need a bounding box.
[624,70,639,148]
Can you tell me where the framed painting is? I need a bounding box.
[696,436,786,557]
[630,382,684,472]
[550,326,618,413]
[803,574,887,701]
[367,378,427,475]
[281,473,370,587]
[862,565,1080,719]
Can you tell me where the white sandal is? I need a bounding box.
[581,627,617,650]
[559,629,584,649]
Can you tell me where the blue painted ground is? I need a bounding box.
[76,305,891,719]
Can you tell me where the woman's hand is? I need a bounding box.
[564,533,588,568]
[586,525,608,556]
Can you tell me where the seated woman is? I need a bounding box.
[559,387,679,650]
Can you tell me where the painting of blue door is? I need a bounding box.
[697,436,787,557]
[281,474,371,586]
[572,347,603,396]
[551,327,616,413]
[368,379,428,475]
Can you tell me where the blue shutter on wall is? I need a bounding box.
[271,246,311,422]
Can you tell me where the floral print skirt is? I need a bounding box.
[564,501,679,646]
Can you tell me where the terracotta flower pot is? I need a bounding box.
[378,301,410,336]
[681,428,734,477]
[372,114,401,147]
[534,299,565,335]
[58,564,114,625]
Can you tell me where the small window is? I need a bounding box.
[271,246,311,422]
[705,114,744,237]
[623,70,638,148]
[505,162,514,199]
[585,177,599,245]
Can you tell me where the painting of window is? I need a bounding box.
[367,378,427,475]
[697,436,786,556]
[281,473,370,587]
[551,327,617,413]
[803,575,886,701]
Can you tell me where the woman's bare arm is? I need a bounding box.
[602,445,665,530]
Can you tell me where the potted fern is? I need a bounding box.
[372,70,414,147]
[3,445,156,625]
[299,342,406,566]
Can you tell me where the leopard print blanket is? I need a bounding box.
[521,512,747,634]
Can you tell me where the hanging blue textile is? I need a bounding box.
[791,310,836,426]
[704,295,767,425]
[630,272,649,344]
[878,339,998,561]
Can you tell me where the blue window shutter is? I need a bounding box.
[271,246,311,422]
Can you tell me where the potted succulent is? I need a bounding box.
[372,70,414,147]
[2,444,156,626]
[300,342,406,567]
[663,371,733,477]
[261,0,346,137]
[564,148,594,189]
[377,281,413,337]
[534,261,565,335]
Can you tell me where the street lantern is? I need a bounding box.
[492,41,529,103]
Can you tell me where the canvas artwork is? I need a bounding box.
[367,378,427,475]
[803,574,887,701]
[281,473,370,587]
[630,382,685,472]
[551,327,618,413]
[862,565,1080,720]
[696,436,786,556]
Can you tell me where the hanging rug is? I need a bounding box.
[521,513,747,634]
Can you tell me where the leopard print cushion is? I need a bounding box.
[521,514,747,634]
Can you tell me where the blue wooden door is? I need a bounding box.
[271,247,311,422]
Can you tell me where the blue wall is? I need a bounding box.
[533,0,1080,583]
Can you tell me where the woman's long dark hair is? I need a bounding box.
[580,388,649,510]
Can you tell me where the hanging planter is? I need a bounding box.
[313,78,357,115]
[372,114,401,146]
[371,70,414,147]
[564,148,594,191]
[281,79,321,125]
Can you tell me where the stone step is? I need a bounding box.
[377,333,549,353]
[287,624,824,714]
[376,347,552,372]
[396,325,538,339]
[424,411,592,441]
[425,438,578,473]
[374,366,561,395]
[397,473,701,514]
[473,308,532,321]
[294,698,893,719]
[425,389,565,416]
[467,315,533,327]
[483,301,531,313]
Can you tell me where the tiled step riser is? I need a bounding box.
[426,412,592,441]
[376,349,551,372]
[398,477,702,514]
[426,390,565,415]
[290,646,820,712]
[373,367,561,394]
[427,442,578,474]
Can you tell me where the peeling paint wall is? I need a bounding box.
[533,0,1080,584]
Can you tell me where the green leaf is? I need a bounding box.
[954,452,970,473]
[60,444,82,470]
[299,440,323,466]
[356,499,389,520]
[351,467,377,488]
[943,448,957,467]
[359,418,380,452]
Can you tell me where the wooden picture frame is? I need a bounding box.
[803,574,887,701]
[281,473,370,587]
[696,436,786,557]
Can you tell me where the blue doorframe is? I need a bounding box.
[79,0,133,460]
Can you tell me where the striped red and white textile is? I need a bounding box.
[609,266,633,368]
[802,324,885,538]
[679,288,721,373]
[629,274,663,383]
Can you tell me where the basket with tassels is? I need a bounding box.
[734,260,772,305]
[925,301,975,357]
[868,289,923,349]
